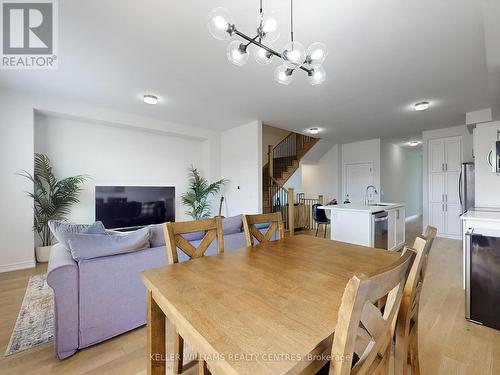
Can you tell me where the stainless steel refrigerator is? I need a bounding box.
[459,162,475,214]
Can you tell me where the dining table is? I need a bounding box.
[141,234,400,375]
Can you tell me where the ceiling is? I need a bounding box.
[1,0,498,143]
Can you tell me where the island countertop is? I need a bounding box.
[319,203,405,213]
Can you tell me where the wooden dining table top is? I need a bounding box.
[141,235,400,375]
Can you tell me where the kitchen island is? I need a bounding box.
[320,203,406,250]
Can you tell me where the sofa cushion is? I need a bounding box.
[149,224,165,247]
[222,215,243,235]
[68,227,151,261]
[49,220,100,249]
[82,221,107,234]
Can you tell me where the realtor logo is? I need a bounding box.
[1,0,58,69]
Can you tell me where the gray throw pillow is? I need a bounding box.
[67,226,151,261]
[222,215,243,235]
[48,220,98,249]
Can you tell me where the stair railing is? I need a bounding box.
[297,193,324,230]
[264,132,318,235]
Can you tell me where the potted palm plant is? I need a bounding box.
[20,153,89,262]
[181,166,227,220]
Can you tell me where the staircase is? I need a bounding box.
[263,132,319,214]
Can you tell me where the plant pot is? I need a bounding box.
[35,245,52,263]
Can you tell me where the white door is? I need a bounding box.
[445,204,462,236]
[445,138,462,172]
[430,203,445,232]
[344,163,374,203]
[430,139,445,173]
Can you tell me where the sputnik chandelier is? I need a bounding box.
[207,0,328,85]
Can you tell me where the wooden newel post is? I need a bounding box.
[288,188,295,236]
[268,145,273,179]
[318,195,324,205]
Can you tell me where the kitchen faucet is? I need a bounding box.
[364,185,378,205]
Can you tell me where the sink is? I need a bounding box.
[368,203,392,207]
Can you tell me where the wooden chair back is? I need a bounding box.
[242,212,285,247]
[163,217,224,265]
[329,249,415,375]
[420,226,437,280]
[394,226,437,375]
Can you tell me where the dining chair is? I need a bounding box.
[162,217,224,374]
[394,225,437,375]
[242,212,284,247]
[328,249,415,375]
[312,203,331,238]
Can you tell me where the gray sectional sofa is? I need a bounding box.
[47,215,264,359]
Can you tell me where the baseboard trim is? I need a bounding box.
[437,233,461,240]
[0,260,36,273]
[405,214,422,222]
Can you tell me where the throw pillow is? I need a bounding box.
[68,226,151,261]
[222,215,243,235]
[48,220,97,250]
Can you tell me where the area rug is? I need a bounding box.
[5,274,54,356]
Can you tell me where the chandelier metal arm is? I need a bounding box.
[233,28,313,74]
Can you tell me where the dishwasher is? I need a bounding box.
[372,211,388,250]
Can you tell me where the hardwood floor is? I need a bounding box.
[0,217,499,374]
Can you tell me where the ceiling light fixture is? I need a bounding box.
[143,94,158,105]
[414,101,430,111]
[208,0,328,85]
[407,141,421,146]
[308,127,320,135]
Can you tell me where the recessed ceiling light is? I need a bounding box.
[414,101,430,111]
[143,94,159,105]
[408,141,421,146]
[308,127,320,135]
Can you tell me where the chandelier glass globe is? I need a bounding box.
[308,66,326,85]
[282,41,306,69]
[226,41,249,66]
[306,42,328,67]
[208,7,233,40]
[274,65,293,85]
[257,11,280,42]
[254,44,274,65]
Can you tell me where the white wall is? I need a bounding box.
[340,139,381,203]
[34,113,207,224]
[0,90,36,272]
[473,120,500,207]
[301,144,340,203]
[422,125,473,227]
[221,121,262,216]
[380,141,423,218]
[284,166,302,195]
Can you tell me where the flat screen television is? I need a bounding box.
[95,186,175,229]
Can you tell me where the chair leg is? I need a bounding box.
[324,224,327,238]
[409,319,421,375]
[394,322,410,375]
[315,224,319,237]
[173,331,184,374]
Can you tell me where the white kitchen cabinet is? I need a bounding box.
[387,207,405,250]
[428,136,462,238]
